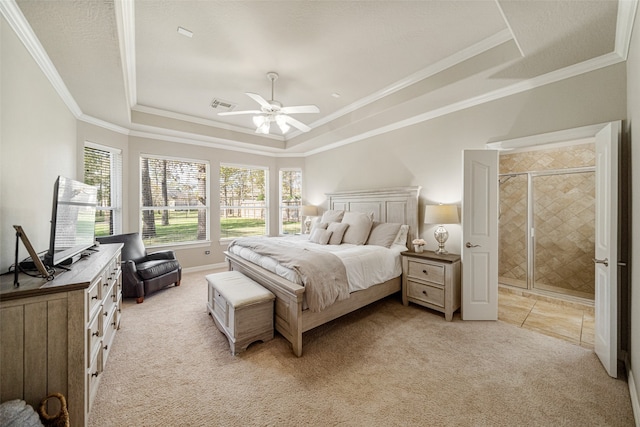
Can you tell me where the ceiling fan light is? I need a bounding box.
[256,122,270,134]
[253,115,267,127]
[275,116,290,134]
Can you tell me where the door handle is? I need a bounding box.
[465,242,480,248]
[593,258,609,267]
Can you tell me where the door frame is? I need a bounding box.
[487,121,621,377]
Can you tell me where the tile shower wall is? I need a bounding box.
[499,143,596,299]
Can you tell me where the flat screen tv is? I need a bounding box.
[44,176,98,267]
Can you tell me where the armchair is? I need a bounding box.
[96,232,181,303]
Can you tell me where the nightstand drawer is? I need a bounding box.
[407,260,444,284]
[407,280,444,307]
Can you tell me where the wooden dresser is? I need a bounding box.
[0,243,122,426]
[401,250,461,321]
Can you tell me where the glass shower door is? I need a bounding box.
[531,171,596,299]
[498,174,528,289]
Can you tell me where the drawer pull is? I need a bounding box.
[422,270,429,275]
[104,344,109,351]
[104,311,108,317]
[422,290,428,296]
[92,331,99,337]
[91,295,98,300]
[91,371,99,378]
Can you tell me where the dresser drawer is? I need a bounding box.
[407,260,445,284]
[87,311,102,366]
[86,278,101,320]
[407,280,444,308]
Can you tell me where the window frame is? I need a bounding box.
[278,168,303,235]
[139,153,210,248]
[219,163,269,240]
[84,141,122,237]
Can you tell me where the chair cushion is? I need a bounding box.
[136,259,181,280]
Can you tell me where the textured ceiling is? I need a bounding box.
[13,0,621,154]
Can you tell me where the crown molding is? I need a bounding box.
[615,0,639,60]
[485,122,612,151]
[79,114,131,135]
[0,0,82,118]
[114,0,136,115]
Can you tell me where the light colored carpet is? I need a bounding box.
[88,269,634,426]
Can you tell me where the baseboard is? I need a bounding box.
[627,360,640,427]
[183,262,227,273]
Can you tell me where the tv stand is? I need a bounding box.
[0,243,123,426]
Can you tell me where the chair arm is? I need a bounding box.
[122,260,143,285]
[146,250,177,261]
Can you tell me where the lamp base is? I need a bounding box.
[434,225,449,255]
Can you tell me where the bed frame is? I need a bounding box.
[225,186,421,356]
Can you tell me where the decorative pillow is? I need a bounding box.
[341,211,374,245]
[327,222,349,245]
[393,224,410,246]
[367,222,402,248]
[312,222,328,231]
[309,228,332,245]
[320,210,345,223]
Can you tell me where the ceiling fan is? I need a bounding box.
[218,72,319,134]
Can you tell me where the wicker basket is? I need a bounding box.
[38,393,69,427]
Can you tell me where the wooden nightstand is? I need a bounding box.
[401,250,461,321]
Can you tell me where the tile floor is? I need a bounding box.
[498,286,595,349]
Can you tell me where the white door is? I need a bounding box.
[461,149,499,320]
[594,121,620,378]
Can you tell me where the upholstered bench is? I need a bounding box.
[206,271,275,354]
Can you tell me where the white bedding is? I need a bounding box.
[227,235,405,293]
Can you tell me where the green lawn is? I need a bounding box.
[96,210,300,244]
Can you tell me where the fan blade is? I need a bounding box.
[217,110,261,116]
[281,115,311,132]
[246,92,272,109]
[280,105,320,114]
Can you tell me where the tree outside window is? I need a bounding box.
[220,165,268,238]
[140,155,209,246]
[84,143,122,237]
[279,169,302,234]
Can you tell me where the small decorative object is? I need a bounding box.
[38,393,69,427]
[300,205,318,234]
[412,238,426,253]
[424,204,460,254]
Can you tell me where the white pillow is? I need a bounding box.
[393,224,410,246]
[309,228,332,245]
[341,211,374,245]
[320,210,345,223]
[367,222,402,248]
[327,222,349,245]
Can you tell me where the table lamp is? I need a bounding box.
[300,205,318,234]
[423,204,460,254]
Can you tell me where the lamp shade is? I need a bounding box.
[301,205,318,216]
[424,204,459,225]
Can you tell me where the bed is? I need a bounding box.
[224,186,420,356]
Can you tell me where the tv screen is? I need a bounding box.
[44,176,98,267]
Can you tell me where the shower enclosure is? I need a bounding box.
[498,144,596,301]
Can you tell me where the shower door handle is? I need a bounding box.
[592,257,609,267]
[465,242,480,248]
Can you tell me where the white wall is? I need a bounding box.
[626,2,640,415]
[305,63,627,255]
[0,16,77,272]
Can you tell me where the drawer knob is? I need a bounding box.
[104,344,109,351]
[422,270,428,275]
[422,290,428,296]
[91,371,99,378]
[92,331,99,337]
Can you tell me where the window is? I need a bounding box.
[219,164,268,238]
[279,169,302,235]
[84,143,122,237]
[140,154,209,246]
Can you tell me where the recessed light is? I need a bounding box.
[177,26,193,38]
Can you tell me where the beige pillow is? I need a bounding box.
[320,210,345,223]
[393,224,410,246]
[341,211,374,245]
[309,228,332,245]
[367,222,402,248]
[327,222,349,245]
[312,222,328,231]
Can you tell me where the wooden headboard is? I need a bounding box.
[326,186,421,243]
